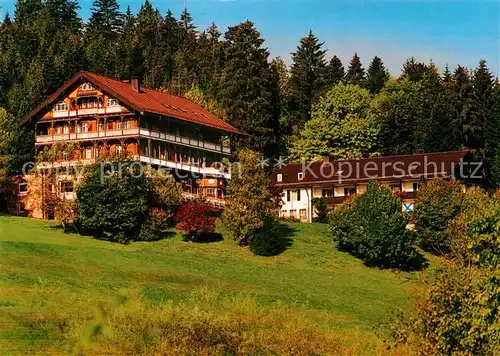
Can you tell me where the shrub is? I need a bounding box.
[175,202,215,242]
[76,161,153,243]
[413,178,462,254]
[149,168,183,213]
[149,207,171,230]
[137,223,159,242]
[391,194,500,354]
[249,220,282,256]
[330,181,421,269]
[312,197,328,223]
[222,149,282,247]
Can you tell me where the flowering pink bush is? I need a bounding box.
[175,203,216,241]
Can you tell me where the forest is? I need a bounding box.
[0,0,499,188]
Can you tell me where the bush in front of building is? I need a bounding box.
[174,202,216,242]
[390,191,500,354]
[76,161,154,243]
[330,181,421,270]
[312,197,328,223]
[413,178,462,255]
[222,149,283,254]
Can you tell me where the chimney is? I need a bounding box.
[131,78,140,93]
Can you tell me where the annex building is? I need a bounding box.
[272,151,471,223]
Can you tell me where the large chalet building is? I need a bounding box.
[12,71,245,219]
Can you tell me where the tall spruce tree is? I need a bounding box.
[289,30,327,129]
[85,0,124,75]
[324,55,345,86]
[86,0,124,38]
[217,21,280,158]
[365,56,388,94]
[402,57,428,82]
[345,53,365,85]
[453,65,473,147]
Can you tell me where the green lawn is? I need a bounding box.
[0,215,424,354]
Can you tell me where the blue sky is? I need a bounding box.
[1,0,498,76]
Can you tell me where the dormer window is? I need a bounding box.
[81,83,94,91]
[277,174,282,182]
[54,101,68,111]
[298,172,304,181]
[107,98,119,107]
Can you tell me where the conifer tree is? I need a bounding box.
[114,7,143,79]
[86,0,124,38]
[442,64,452,83]
[289,30,327,128]
[453,65,473,147]
[324,55,345,86]
[365,56,388,94]
[217,21,280,158]
[401,57,428,82]
[345,53,365,85]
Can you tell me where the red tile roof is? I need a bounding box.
[22,71,246,135]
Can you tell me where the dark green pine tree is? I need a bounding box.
[159,9,180,86]
[114,6,143,79]
[86,0,124,38]
[442,64,452,83]
[289,30,327,128]
[401,57,428,82]
[345,53,365,85]
[85,0,124,75]
[135,1,164,87]
[173,7,199,94]
[45,0,82,32]
[324,55,345,86]
[217,21,281,159]
[0,14,14,107]
[416,63,460,153]
[487,83,500,188]
[452,65,473,147]
[468,60,495,150]
[365,56,388,94]
[470,60,497,188]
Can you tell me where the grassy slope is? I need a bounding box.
[0,216,423,354]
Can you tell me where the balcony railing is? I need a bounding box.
[138,155,230,179]
[36,155,230,179]
[36,128,231,155]
[52,106,124,118]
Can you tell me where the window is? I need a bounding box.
[60,181,74,193]
[322,189,333,197]
[299,209,307,220]
[298,172,304,180]
[344,187,356,196]
[286,190,291,202]
[85,148,92,160]
[19,202,25,213]
[19,183,28,193]
[83,123,89,132]
[81,83,94,91]
[296,189,301,201]
[389,184,401,192]
[290,210,297,218]
[63,126,69,134]
[206,188,216,197]
[115,145,122,154]
[54,101,68,111]
[107,98,119,107]
[277,174,282,182]
[413,182,420,192]
[48,184,55,193]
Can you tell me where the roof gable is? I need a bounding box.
[22,71,245,135]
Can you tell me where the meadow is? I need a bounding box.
[0,215,430,355]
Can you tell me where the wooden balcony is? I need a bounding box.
[36,128,231,155]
